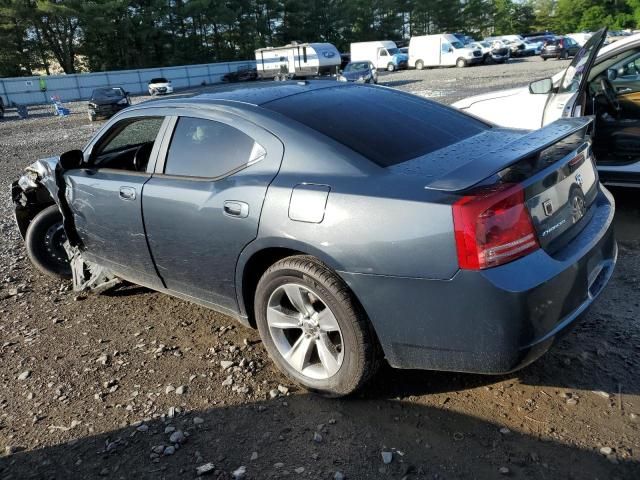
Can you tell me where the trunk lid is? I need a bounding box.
[393,117,597,253]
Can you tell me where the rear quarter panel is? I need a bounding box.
[243,122,460,280]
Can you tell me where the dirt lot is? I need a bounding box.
[0,56,639,479]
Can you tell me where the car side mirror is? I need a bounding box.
[59,149,84,170]
[448,47,454,53]
[608,69,618,81]
[529,77,553,94]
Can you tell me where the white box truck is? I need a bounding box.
[408,34,483,69]
[350,41,409,72]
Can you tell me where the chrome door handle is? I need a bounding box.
[119,186,136,201]
[223,201,249,218]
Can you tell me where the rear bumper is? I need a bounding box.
[340,188,617,374]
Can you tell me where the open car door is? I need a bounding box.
[542,28,607,126]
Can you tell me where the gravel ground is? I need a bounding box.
[0,57,639,480]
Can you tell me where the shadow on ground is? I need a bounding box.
[1,395,635,480]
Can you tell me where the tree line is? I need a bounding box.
[0,0,638,77]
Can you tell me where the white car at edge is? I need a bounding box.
[453,29,640,187]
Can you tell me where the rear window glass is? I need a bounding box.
[262,86,489,167]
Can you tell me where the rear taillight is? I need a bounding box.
[453,184,539,270]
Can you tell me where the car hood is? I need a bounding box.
[452,86,529,109]
[89,98,125,106]
[149,83,170,88]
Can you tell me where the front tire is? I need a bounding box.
[415,60,424,70]
[25,205,71,279]
[387,63,395,72]
[456,58,467,68]
[254,256,380,397]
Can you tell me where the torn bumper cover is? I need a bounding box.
[12,158,120,292]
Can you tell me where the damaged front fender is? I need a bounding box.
[12,157,119,292]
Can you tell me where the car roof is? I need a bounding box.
[133,81,348,109]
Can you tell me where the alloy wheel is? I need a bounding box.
[266,283,344,380]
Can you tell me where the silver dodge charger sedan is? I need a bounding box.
[12,82,617,396]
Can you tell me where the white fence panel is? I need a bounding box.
[0,60,257,107]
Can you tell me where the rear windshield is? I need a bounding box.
[262,86,489,167]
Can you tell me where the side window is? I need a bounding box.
[303,47,307,63]
[164,117,265,178]
[379,49,388,57]
[93,117,164,171]
[441,43,451,53]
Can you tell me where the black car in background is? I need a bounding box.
[541,36,581,60]
[87,87,130,121]
[222,66,258,83]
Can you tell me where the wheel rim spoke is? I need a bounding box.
[316,334,340,377]
[282,284,313,316]
[267,306,301,330]
[267,282,344,380]
[316,308,340,332]
[284,334,314,372]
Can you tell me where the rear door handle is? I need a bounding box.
[119,186,136,201]
[223,201,249,218]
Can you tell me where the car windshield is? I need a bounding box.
[451,41,465,49]
[559,29,606,94]
[344,62,370,72]
[150,78,168,83]
[92,88,124,100]
[387,47,399,55]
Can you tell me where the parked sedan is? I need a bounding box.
[338,61,377,83]
[541,36,581,60]
[87,87,130,121]
[12,82,616,396]
[148,77,174,95]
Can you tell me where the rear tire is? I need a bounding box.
[25,205,71,279]
[254,255,381,397]
[415,60,424,70]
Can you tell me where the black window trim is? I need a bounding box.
[153,114,266,181]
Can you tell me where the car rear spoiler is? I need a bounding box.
[425,117,594,192]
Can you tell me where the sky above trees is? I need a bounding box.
[0,0,638,77]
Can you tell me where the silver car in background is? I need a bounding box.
[12,82,616,396]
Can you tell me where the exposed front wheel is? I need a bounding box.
[456,58,467,68]
[25,205,71,279]
[254,256,381,397]
[387,63,395,72]
[415,60,424,70]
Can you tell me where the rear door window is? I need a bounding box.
[164,117,265,178]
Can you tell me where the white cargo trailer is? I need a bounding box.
[408,34,483,69]
[255,42,341,80]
